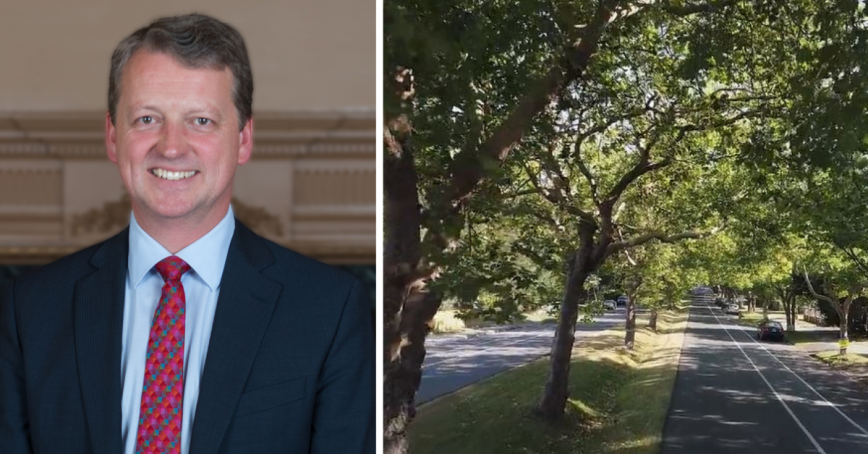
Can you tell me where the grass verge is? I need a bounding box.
[731,312,826,347]
[408,311,688,454]
[812,351,868,367]
[810,351,868,387]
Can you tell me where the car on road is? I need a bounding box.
[724,304,740,315]
[693,286,712,295]
[603,300,616,311]
[757,320,785,341]
[617,295,628,306]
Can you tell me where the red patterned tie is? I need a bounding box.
[136,256,191,454]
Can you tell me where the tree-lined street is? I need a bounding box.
[385,0,868,452]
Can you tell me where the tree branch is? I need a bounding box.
[602,158,673,210]
[574,147,600,206]
[836,242,868,278]
[606,226,719,256]
[802,268,837,306]
[501,188,541,200]
[441,0,619,209]
[523,161,597,225]
[657,0,737,17]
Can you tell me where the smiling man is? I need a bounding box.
[0,14,374,454]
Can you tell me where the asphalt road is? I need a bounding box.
[661,294,868,453]
[417,308,626,404]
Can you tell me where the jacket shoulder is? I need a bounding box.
[10,222,130,300]
[13,241,104,293]
[261,239,358,291]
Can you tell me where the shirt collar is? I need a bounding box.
[128,206,236,292]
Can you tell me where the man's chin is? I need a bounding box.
[136,200,204,221]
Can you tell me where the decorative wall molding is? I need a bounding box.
[0,162,62,206]
[0,110,375,264]
[293,171,375,206]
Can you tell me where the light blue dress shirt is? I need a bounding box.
[120,207,235,454]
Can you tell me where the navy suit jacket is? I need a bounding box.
[0,219,374,453]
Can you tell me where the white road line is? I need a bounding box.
[703,303,827,454]
[728,311,868,437]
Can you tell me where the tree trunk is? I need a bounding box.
[537,222,601,421]
[762,299,769,319]
[383,99,429,454]
[839,299,852,356]
[383,286,441,454]
[537,262,590,420]
[649,307,658,332]
[839,314,849,356]
[625,299,637,348]
[784,295,796,332]
[784,300,792,331]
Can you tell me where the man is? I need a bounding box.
[0,14,374,454]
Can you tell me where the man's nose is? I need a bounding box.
[156,121,187,158]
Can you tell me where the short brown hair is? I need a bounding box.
[108,13,253,130]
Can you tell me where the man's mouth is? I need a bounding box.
[150,168,198,181]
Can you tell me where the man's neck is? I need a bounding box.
[132,202,230,254]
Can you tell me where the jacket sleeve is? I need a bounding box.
[0,280,34,453]
[309,279,375,454]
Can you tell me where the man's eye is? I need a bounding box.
[139,116,153,124]
[196,118,211,126]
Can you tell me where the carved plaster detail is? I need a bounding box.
[231,197,284,237]
[70,193,131,236]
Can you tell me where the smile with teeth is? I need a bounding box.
[151,168,198,181]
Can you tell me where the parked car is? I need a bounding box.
[617,295,628,306]
[715,298,728,308]
[603,300,616,311]
[757,320,785,341]
[725,304,740,315]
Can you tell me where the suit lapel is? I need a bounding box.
[189,220,282,454]
[74,228,128,454]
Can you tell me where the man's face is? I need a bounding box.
[106,50,252,225]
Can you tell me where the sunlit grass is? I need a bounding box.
[409,312,688,454]
[813,350,868,367]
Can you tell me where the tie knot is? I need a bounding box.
[155,255,191,282]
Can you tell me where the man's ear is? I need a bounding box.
[238,117,253,165]
[105,112,118,163]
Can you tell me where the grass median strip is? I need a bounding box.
[408,311,688,454]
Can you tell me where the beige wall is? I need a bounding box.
[0,0,374,112]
